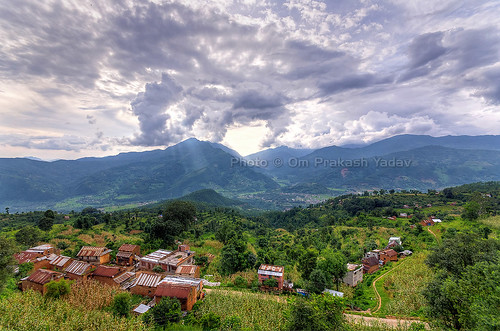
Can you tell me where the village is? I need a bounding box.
[13,230,416,315]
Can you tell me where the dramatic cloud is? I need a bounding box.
[0,0,499,159]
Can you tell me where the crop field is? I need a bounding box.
[195,289,289,330]
[380,252,432,317]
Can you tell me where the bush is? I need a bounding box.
[143,297,181,327]
[111,292,132,317]
[199,312,221,330]
[46,279,71,299]
[262,278,278,288]
[221,315,242,330]
[152,265,164,273]
[234,276,247,288]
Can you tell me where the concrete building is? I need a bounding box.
[343,263,363,287]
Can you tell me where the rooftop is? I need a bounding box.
[346,263,361,271]
[92,265,122,278]
[26,269,63,285]
[160,251,191,266]
[154,283,193,299]
[176,265,198,275]
[65,260,93,275]
[48,255,72,267]
[118,244,139,252]
[77,246,112,257]
[133,273,163,287]
[140,250,172,264]
[258,264,284,276]
[26,244,54,253]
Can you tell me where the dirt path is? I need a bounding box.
[427,227,439,242]
[371,258,408,314]
[345,313,426,329]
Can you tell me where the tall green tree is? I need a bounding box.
[0,237,17,291]
[317,249,347,291]
[38,209,55,231]
[14,225,42,247]
[111,292,132,317]
[150,201,196,245]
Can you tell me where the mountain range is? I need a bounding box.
[1,134,500,212]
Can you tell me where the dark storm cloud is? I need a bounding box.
[130,73,183,146]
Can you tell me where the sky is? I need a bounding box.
[0,0,499,160]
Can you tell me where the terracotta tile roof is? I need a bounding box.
[118,244,139,252]
[65,260,93,275]
[26,269,63,285]
[363,256,379,266]
[154,283,193,299]
[77,246,111,257]
[92,265,122,278]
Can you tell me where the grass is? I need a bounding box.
[480,215,500,230]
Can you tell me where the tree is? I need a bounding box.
[0,237,17,291]
[306,269,330,294]
[199,312,221,330]
[287,294,345,331]
[219,238,250,275]
[144,297,181,327]
[45,279,71,299]
[17,262,34,279]
[317,249,347,291]
[38,209,55,231]
[15,225,41,247]
[111,292,132,317]
[150,201,196,245]
[462,201,480,221]
[298,248,318,280]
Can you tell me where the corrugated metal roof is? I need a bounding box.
[65,260,93,275]
[154,283,192,299]
[26,244,54,253]
[49,255,72,267]
[176,265,198,275]
[118,244,139,252]
[140,250,172,263]
[159,276,203,290]
[258,264,284,277]
[114,271,135,285]
[133,273,162,287]
[14,251,42,264]
[133,304,150,314]
[77,246,111,257]
[116,251,133,258]
[92,265,122,278]
[26,269,63,285]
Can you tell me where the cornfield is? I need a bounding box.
[0,290,147,331]
[382,252,433,316]
[65,280,124,310]
[196,289,289,330]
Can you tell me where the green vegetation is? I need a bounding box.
[45,279,72,299]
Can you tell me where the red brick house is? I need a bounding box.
[130,272,163,297]
[65,260,94,282]
[76,246,112,265]
[91,265,124,287]
[21,269,64,294]
[420,219,435,227]
[175,265,200,278]
[116,244,141,266]
[362,256,380,274]
[258,264,284,289]
[379,249,398,265]
[154,283,197,311]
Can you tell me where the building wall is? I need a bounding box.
[364,265,379,274]
[66,273,89,282]
[131,285,157,297]
[154,287,196,311]
[92,275,119,287]
[99,254,111,265]
[258,274,284,290]
[343,267,363,287]
[21,280,45,294]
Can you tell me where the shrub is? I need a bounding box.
[199,312,221,330]
[46,279,71,299]
[152,265,164,273]
[262,278,278,288]
[144,297,181,327]
[111,292,131,317]
[234,276,247,288]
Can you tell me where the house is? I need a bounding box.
[21,269,64,294]
[258,264,284,290]
[47,255,73,271]
[379,249,398,265]
[431,218,442,223]
[154,283,197,311]
[343,263,363,287]
[130,272,163,297]
[139,249,172,270]
[91,265,124,287]
[25,244,56,256]
[388,237,402,246]
[364,249,381,260]
[159,247,195,273]
[362,256,379,274]
[113,271,136,290]
[420,219,435,227]
[399,250,413,257]
[387,216,397,221]
[65,260,94,282]
[175,265,200,278]
[116,244,141,266]
[158,276,204,300]
[76,246,112,265]
[399,213,408,218]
